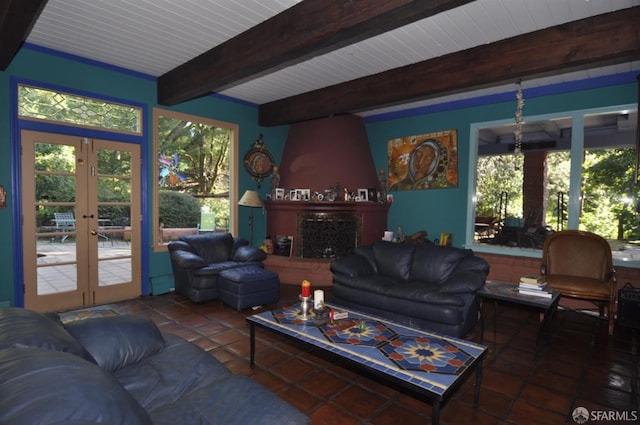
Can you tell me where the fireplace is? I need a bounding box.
[265,200,388,259]
[296,212,362,258]
[264,114,389,262]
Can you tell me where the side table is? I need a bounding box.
[477,280,560,353]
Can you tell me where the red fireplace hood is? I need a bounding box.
[278,114,379,192]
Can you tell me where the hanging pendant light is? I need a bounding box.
[514,79,525,155]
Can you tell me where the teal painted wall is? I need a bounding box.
[365,82,637,246]
[0,46,288,303]
[0,45,636,304]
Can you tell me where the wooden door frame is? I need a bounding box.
[20,130,141,312]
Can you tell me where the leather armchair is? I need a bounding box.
[168,233,267,303]
[541,229,617,334]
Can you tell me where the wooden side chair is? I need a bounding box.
[541,229,617,335]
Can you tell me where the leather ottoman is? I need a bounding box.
[218,266,280,310]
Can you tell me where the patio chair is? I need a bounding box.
[53,212,75,242]
[198,212,216,233]
[106,217,130,245]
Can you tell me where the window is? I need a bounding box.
[153,109,238,250]
[18,84,142,133]
[469,106,639,258]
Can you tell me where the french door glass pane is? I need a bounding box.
[34,142,78,295]
[96,147,132,287]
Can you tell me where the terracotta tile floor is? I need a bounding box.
[114,285,639,425]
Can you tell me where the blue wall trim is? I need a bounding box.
[365,70,639,123]
[10,79,23,307]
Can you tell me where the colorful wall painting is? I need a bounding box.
[387,129,458,191]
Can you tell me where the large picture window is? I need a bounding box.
[153,109,238,250]
[469,106,639,259]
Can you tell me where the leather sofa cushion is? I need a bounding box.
[148,375,310,425]
[390,282,465,306]
[410,244,470,284]
[329,253,375,278]
[0,348,152,425]
[114,334,233,412]
[341,276,464,306]
[381,295,466,325]
[339,274,399,293]
[333,285,466,327]
[193,261,258,276]
[372,241,414,281]
[232,245,267,262]
[171,250,208,269]
[438,270,487,294]
[353,246,378,273]
[65,315,165,373]
[457,255,491,274]
[0,307,94,362]
[219,265,277,283]
[180,233,234,263]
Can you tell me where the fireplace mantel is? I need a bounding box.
[265,200,390,257]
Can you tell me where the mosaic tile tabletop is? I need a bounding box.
[248,304,487,398]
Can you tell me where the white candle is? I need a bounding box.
[383,231,393,241]
[314,289,324,309]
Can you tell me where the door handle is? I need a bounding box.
[90,229,98,235]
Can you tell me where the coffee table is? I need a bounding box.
[247,303,487,425]
[477,280,561,349]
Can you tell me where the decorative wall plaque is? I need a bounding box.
[243,134,274,188]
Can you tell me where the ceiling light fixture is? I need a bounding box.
[514,79,525,155]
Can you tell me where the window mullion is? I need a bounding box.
[567,113,584,229]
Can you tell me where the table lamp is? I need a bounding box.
[238,190,263,245]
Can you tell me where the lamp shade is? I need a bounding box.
[238,190,263,208]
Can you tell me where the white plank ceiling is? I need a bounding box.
[25,0,640,118]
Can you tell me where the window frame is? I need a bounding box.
[152,108,239,252]
[18,83,143,135]
[466,103,637,260]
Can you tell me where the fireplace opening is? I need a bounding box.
[296,212,362,259]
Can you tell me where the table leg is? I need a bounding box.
[474,359,483,408]
[478,298,484,343]
[432,399,440,425]
[535,300,559,354]
[493,300,498,341]
[249,322,256,368]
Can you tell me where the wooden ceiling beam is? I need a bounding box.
[157,0,475,106]
[0,0,48,70]
[259,6,640,126]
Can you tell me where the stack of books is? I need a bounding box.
[518,275,552,298]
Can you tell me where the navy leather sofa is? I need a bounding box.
[0,307,309,425]
[168,232,267,303]
[330,241,490,338]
